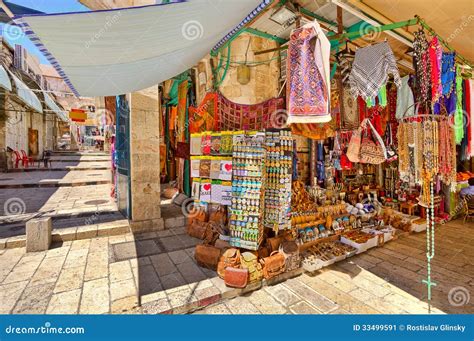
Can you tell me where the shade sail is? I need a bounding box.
[0,64,12,91]
[14,0,271,97]
[8,71,43,113]
[44,92,68,122]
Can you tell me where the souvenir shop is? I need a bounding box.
[158,3,474,294]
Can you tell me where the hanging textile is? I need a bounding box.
[287,20,331,124]
[429,37,442,103]
[341,85,359,129]
[177,80,188,142]
[395,76,415,119]
[413,30,431,104]
[460,79,469,160]
[218,93,284,130]
[454,66,464,144]
[441,52,456,96]
[348,42,401,101]
[470,80,474,158]
[290,123,335,140]
[189,92,219,133]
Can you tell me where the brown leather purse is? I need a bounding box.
[203,222,219,245]
[195,244,221,270]
[279,241,300,272]
[217,248,240,278]
[186,220,207,240]
[224,267,248,288]
[260,251,286,280]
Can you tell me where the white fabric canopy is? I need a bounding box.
[44,92,68,122]
[15,0,269,97]
[0,65,12,91]
[8,71,43,113]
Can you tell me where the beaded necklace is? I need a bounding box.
[413,30,432,104]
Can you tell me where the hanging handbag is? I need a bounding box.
[203,222,219,245]
[186,220,207,240]
[217,248,241,279]
[195,244,221,270]
[359,119,387,164]
[260,251,286,280]
[279,241,300,272]
[240,252,263,283]
[224,267,248,288]
[346,127,362,163]
[385,123,398,163]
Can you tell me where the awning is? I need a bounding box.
[8,71,43,113]
[14,0,271,97]
[44,92,68,122]
[0,1,43,24]
[0,65,12,91]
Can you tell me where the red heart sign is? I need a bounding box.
[224,163,232,171]
[203,184,211,191]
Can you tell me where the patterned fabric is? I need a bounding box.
[287,21,331,124]
[441,52,456,96]
[348,42,401,100]
[342,85,359,129]
[218,93,284,131]
[413,30,431,104]
[189,92,219,133]
[455,66,464,144]
[429,37,442,103]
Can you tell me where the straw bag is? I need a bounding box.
[359,119,387,165]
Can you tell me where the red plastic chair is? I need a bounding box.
[20,150,34,168]
[12,150,27,168]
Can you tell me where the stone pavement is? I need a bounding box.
[1,219,471,315]
[0,169,111,188]
[194,220,473,315]
[8,161,110,172]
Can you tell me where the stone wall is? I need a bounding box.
[217,33,280,104]
[129,86,163,232]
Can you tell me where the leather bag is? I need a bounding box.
[260,251,286,280]
[217,248,241,279]
[279,241,300,272]
[266,236,284,252]
[203,222,219,245]
[224,267,248,288]
[186,220,207,240]
[240,252,263,283]
[195,244,221,270]
[359,119,387,165]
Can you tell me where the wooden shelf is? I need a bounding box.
[298,234,340,252]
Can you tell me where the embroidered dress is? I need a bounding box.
[287,20,331,124]
[348,42,401,101]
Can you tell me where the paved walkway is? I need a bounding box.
[1,219,471,315]
[0,169,111,188]
[8,161,110,171]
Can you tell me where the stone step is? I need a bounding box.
[0,219,130,249]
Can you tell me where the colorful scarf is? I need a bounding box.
[441,52,456,96]
[189,92,219,133]
[429,37,442,103]
[455,66,464,144]
[287,21,331,124]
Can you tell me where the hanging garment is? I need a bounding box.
[412,30,431,104]
[287,20,331,124]
[189,92,219,133]
[455,66,464,144]
[396,76,415,119]
[218,93,284,130]
[429,37,442,103]
[461,79,469,160]
[441,52,456,96]
[342,85,359,129]
[348,42,401,101]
